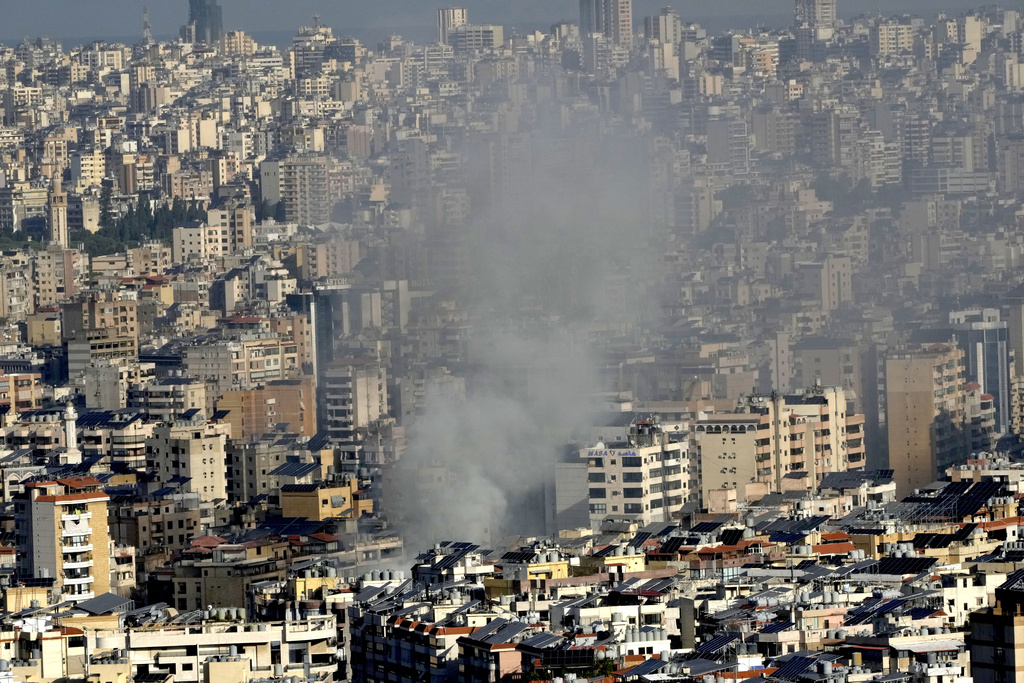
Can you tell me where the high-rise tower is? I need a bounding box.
[795,0,837,32]
[47,175,68,247]
[188,0,224,44]
[579,0,633,48]
[437,7,468,44]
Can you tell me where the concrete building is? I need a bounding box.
[146,416,231,504]
[280,478,372,521]
[795,254,853,312]
[127,376,207,422]
[322,358,388,444]
[969,571,1024,683]
[644,7,682,47]
[15,476,111,601]
[260,155,331,226]
[447,25,505,53]
[438,7,469,44]
[947,309,1012,435]
[557,420,688,531]
[46,176,67,247]
[217,376,317,441]
[886,344,968,498]
[791,338,863,412]
[695,385,866,505]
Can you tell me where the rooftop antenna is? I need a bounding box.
[142,5,154,44]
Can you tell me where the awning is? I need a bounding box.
[901,640,964,653]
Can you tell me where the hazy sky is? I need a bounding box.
[0,0,996,44]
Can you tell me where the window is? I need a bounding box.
[623,488,644,498]
[589,503,607,515]
[589,488,607,499]
[588,472,606,483]
[622,457,642,467]
[623,472,643,483]
[624,503,643,514]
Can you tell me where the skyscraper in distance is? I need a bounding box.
[579,0,633,48]
[188,0,224,44]
[795,0,837,32]
[438,7,469,44]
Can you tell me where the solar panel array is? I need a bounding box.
[760,621,795,634]
[696,632,740,654]
[691,521,724,534]
[658,537,686,554]
[501,551,537,564]
[261,517,324,537]
[434,542,480,570]
[874,556,937,576]
[772,656,817,681]
[629,531,653,547]
[902,481,1003,520]
[720,528,744,546]
[909,607,938,620]
[625,658,666,678]
[913,533,955,549]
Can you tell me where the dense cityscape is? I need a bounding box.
[3,0,1024,681]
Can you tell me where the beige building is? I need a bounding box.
[127,376,208,422]
[872,20,915,56]
[206,199,254,254]
[791,338,864,412]
[280,478,372,521]
[323,358,388,443]
[0,263,32,321]
[886,344,968,498]
[62,290,138,342]
[557,421,689,531]
[109,496,202,553]
[32,245,83,308]
[217,376,317,441]
[297,236,362,280]
[695,385,866,505]
[147,417,232,504]
[16,476,112,602]
[182,337,300,408]
[795,254,853,312]
[260,155,332,226]
[89,610,338,683]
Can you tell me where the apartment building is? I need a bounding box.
[280,478,372,521]
[322,358,388,444]
[260,155,331,226]
[127,376,208,422]
[147,416,232,504]
[695,385,866,505]
[90,610,337,683]
[886,344,972,498]
[15,476,111,601]
[108,495,203,553]
[182,337,299,406]
[217,376,316,440]
[148,538,290,610]
[0,372,43,413]
[557,420,688,531]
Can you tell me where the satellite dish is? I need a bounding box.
[595,441,606,450]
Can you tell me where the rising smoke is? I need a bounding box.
[389,134,663,550]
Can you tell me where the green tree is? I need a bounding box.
[99,184,114,229]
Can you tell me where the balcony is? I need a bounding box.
[61,511,92,523]
[63,543,93,554]
[63,575,95,585]
[63,559,94,571]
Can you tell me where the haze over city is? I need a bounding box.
[4,0,1024,682]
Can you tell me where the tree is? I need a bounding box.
[99,184,114,229]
